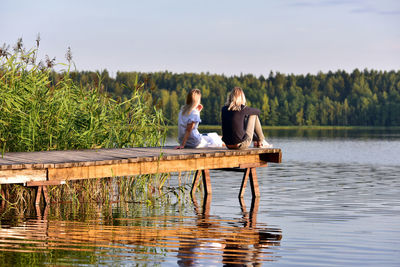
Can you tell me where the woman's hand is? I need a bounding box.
[175,145,184,149]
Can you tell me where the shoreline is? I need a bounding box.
[168,125,400,130]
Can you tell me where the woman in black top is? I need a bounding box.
[221,87,272,149]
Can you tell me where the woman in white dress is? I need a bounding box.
[176,89,223,149]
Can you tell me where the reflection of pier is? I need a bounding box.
[0,147,281,206]
[179,194,282,265]
[0,197,282,265]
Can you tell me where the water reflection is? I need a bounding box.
[178,195,282,266]
[0,197,282,265]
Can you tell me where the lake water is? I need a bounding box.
[1,128,400,266]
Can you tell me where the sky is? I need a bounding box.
[2,0,400,77]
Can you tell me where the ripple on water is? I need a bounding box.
[1,135,400,266]
[0,204,283,265]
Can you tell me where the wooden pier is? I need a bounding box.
[0,146,281,205]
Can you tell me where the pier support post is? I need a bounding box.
[239,167,260,199]
[191,170,201,196]
[239,168,250,198]
[192,190,212,216]
[249,167,260,198]
[35,186,50,206]
[35,204,49,218]
[239,196,260,227]
[27,180,64,206]
[0,186,6,208]
[202,169,212,196]
[191,169,212,197]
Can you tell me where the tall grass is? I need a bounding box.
[0,38,168,207]
[0,39,165,152]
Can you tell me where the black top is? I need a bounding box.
[221,105,260,145]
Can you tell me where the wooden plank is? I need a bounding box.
[85,149,137,158]
[26,180,65,186]
[3,151,88,169]
[0,157,29,170]
[0,164,17,170]
[2,148,127,169]
[0,169,47,184]
[215,168,246,172]
[92,150,138,160]
[260,151,282,163]
[48,162,142,181]
[51,153,117,168]
[0,157,23,165]
[2,150,90,168]
[4,153,58,165]
[53,151,116,166]
[1,147,281,169]
[239,163,268,168]
[47,154,266,181]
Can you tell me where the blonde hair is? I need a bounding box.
[181,89,201,115]
[225,87,246,111]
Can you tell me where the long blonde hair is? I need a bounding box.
[225,87,246,111]
[181,89,201,115]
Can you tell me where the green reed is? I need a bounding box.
[0,38,168,206]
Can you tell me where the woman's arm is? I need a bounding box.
[176,122,196,149]
[243,106,260,116]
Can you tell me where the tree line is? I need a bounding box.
[57,69,400,126]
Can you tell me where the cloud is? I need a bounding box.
[351,7,400,16]
[378,10,400,15]
[288,0,400,16]
[287,0,358,8]
[351,7,377,13]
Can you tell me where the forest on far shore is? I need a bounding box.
[53,69,400,126]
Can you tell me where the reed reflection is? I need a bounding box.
[177,195,282,266]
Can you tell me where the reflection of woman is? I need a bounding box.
[176,89,223,149]
[221,87,272,149]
